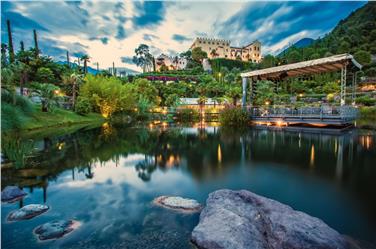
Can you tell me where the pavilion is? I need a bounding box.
[240,54,362,126]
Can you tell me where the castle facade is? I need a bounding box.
[190,37,262,63]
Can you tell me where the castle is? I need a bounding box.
[190,37,262,63]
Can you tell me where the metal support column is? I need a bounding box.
[242,77,248,109]
[340,65,347,106]
[351,72,356,105]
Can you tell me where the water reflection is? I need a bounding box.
[1,124,376,247]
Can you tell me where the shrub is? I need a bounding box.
[356,96,376,106]
[176,108,199,122]
[1,90,34,114]
[219,107,249,127]
[75,97,92,115]
[1,103,22,130]
[359,106,376,120]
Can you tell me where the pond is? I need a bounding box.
[1,123,376,248]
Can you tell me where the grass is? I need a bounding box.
[2,103,104,132]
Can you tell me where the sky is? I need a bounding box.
[1,1,367,72]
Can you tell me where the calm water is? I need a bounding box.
[1,123,376,248]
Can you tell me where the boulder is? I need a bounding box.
[153,196,202,213]
[191,189,350,249]
[1,186,27,203]
[34,220,80,241]
[7,204,49,221]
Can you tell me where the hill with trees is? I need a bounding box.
[271,2,376,76]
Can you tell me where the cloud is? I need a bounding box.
[216,1,366,54]
[172,34,191,43]
[1,1,366,71]
[143,33,158,42]
[132,1,166,28]
[121,56,134,64]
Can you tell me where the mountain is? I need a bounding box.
[56,61,140,75]
[278,2,376,75]
[278,38,315,55]
[293,38,315,48]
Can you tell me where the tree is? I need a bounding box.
[1,43,8,67]
[338,41,350,53]
[354,50,371,65]
[192,47,207,62]
[31,83,61,112]
[80,75,136,117]
[33,29,40,57]
[80,54,90,74]
[133,44,154,73]
[63,72,83,108]
[165,93,180,107]
[35,67,55,83]
[7,20,15,63]
[226,85,242,106]
[254,80,276,106]
[286,50,300,63]
[260,54,276,68]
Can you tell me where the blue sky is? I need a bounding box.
[1,1,367,72]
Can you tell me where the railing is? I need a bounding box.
[249,106,358,121]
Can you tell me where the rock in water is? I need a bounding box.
[1,186,27,202]
[191,189,350,249]
[7,204,49,221]
[34,220,79,241]
[154,196,202,212]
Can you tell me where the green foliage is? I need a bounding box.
[80,75,136,117]
[1,102,22,130]
[165,93,180,107]
[278,2,375,66]
[133,44,154,72]
[354,50,371,65]
[322,81,340,94]
[209,58,255,73]
[254,80,276,106]
[359,106,376,120]
[176,108,199,121]
[35,67,55,83]
[356,96,376,106]
[219,107,248,127]
[75,97,92,115]
[133,78,159,106]
[192,47,207,62]
[2,89,34,114]
[30,82,60,112]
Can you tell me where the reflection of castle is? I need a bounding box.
[190,37,262,63]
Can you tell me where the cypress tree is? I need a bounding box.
[7,20,15,63]
[33,29,39,57]
[66,51,70,68]
[20,41,25,51]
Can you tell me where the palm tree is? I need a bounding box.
[80,55,90,74]
[31,82,60,112]
[63,73,83,108]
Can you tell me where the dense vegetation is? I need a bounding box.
[2,3,376,132]
[275,2,376,76]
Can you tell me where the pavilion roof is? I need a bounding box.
[240,53,362,80]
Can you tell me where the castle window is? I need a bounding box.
[225,55,227,58]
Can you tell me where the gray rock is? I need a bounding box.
[7,204,49,221]
[34,220,79,241]
[1,186,27,202]
[191,189,350,249]
[154,196,202,212]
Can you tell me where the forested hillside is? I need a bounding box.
[264,2,376,76]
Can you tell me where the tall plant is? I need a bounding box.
[7,20,15,63]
